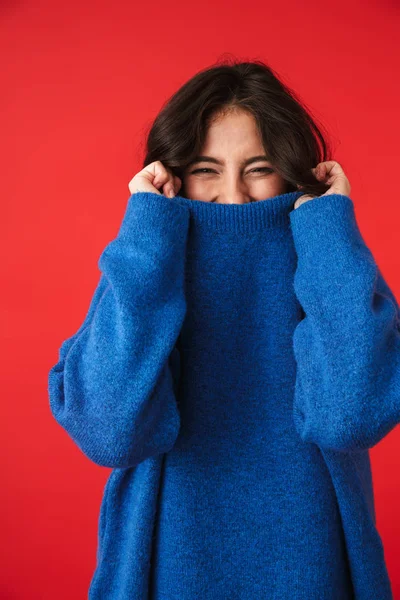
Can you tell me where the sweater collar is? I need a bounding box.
[172,191,305,233]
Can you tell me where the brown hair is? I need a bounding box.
[142,56,338,198]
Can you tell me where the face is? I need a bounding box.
[182,108,287,204]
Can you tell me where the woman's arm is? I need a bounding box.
[48,192,190,468]
[289,193,400,452]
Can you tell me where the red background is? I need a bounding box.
[2,0,400,597]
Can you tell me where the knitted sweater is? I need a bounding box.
[48,189,399,599]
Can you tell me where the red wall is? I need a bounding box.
[2,0,400,597]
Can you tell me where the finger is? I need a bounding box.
[164,174,182,197]
[318,161,344,178]
[151,161,171,189]
[294,194,315,209]
[152,165,179,198]
[173,175,182,194]
[161,179,176,198]
[314,162,328,174]
[296,193,315,206]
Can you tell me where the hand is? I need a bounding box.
[294,161,351,209]
[128,161,182,199]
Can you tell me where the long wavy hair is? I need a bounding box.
[141,57,337,198]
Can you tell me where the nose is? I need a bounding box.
[218,182,252,205]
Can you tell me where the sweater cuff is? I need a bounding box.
[288,193,381,317]
[289,194,362,259]
[116,192,190,241]
[288,194,375,295]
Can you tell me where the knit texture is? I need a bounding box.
[48,189,398,599]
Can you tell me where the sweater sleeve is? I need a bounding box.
[289,193,400,452]
[48,191,190,468]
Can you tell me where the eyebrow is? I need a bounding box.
[187,154,271,168]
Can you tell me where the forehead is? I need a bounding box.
[200,111,265,159]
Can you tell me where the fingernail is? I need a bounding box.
[168,189,175,198]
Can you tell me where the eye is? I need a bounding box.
[190,167,274,175]
[190,168,216,174]
[249,167,274,174]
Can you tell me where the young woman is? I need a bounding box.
[48,59,399,599]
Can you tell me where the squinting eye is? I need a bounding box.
[190,167,274,175]
[249,167,274,174]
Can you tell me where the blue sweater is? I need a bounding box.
[48,189,399,599]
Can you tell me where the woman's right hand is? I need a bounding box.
[128,161,182,199]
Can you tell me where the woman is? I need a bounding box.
[48,59,399,599]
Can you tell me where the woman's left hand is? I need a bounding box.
[294,161,351,209]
